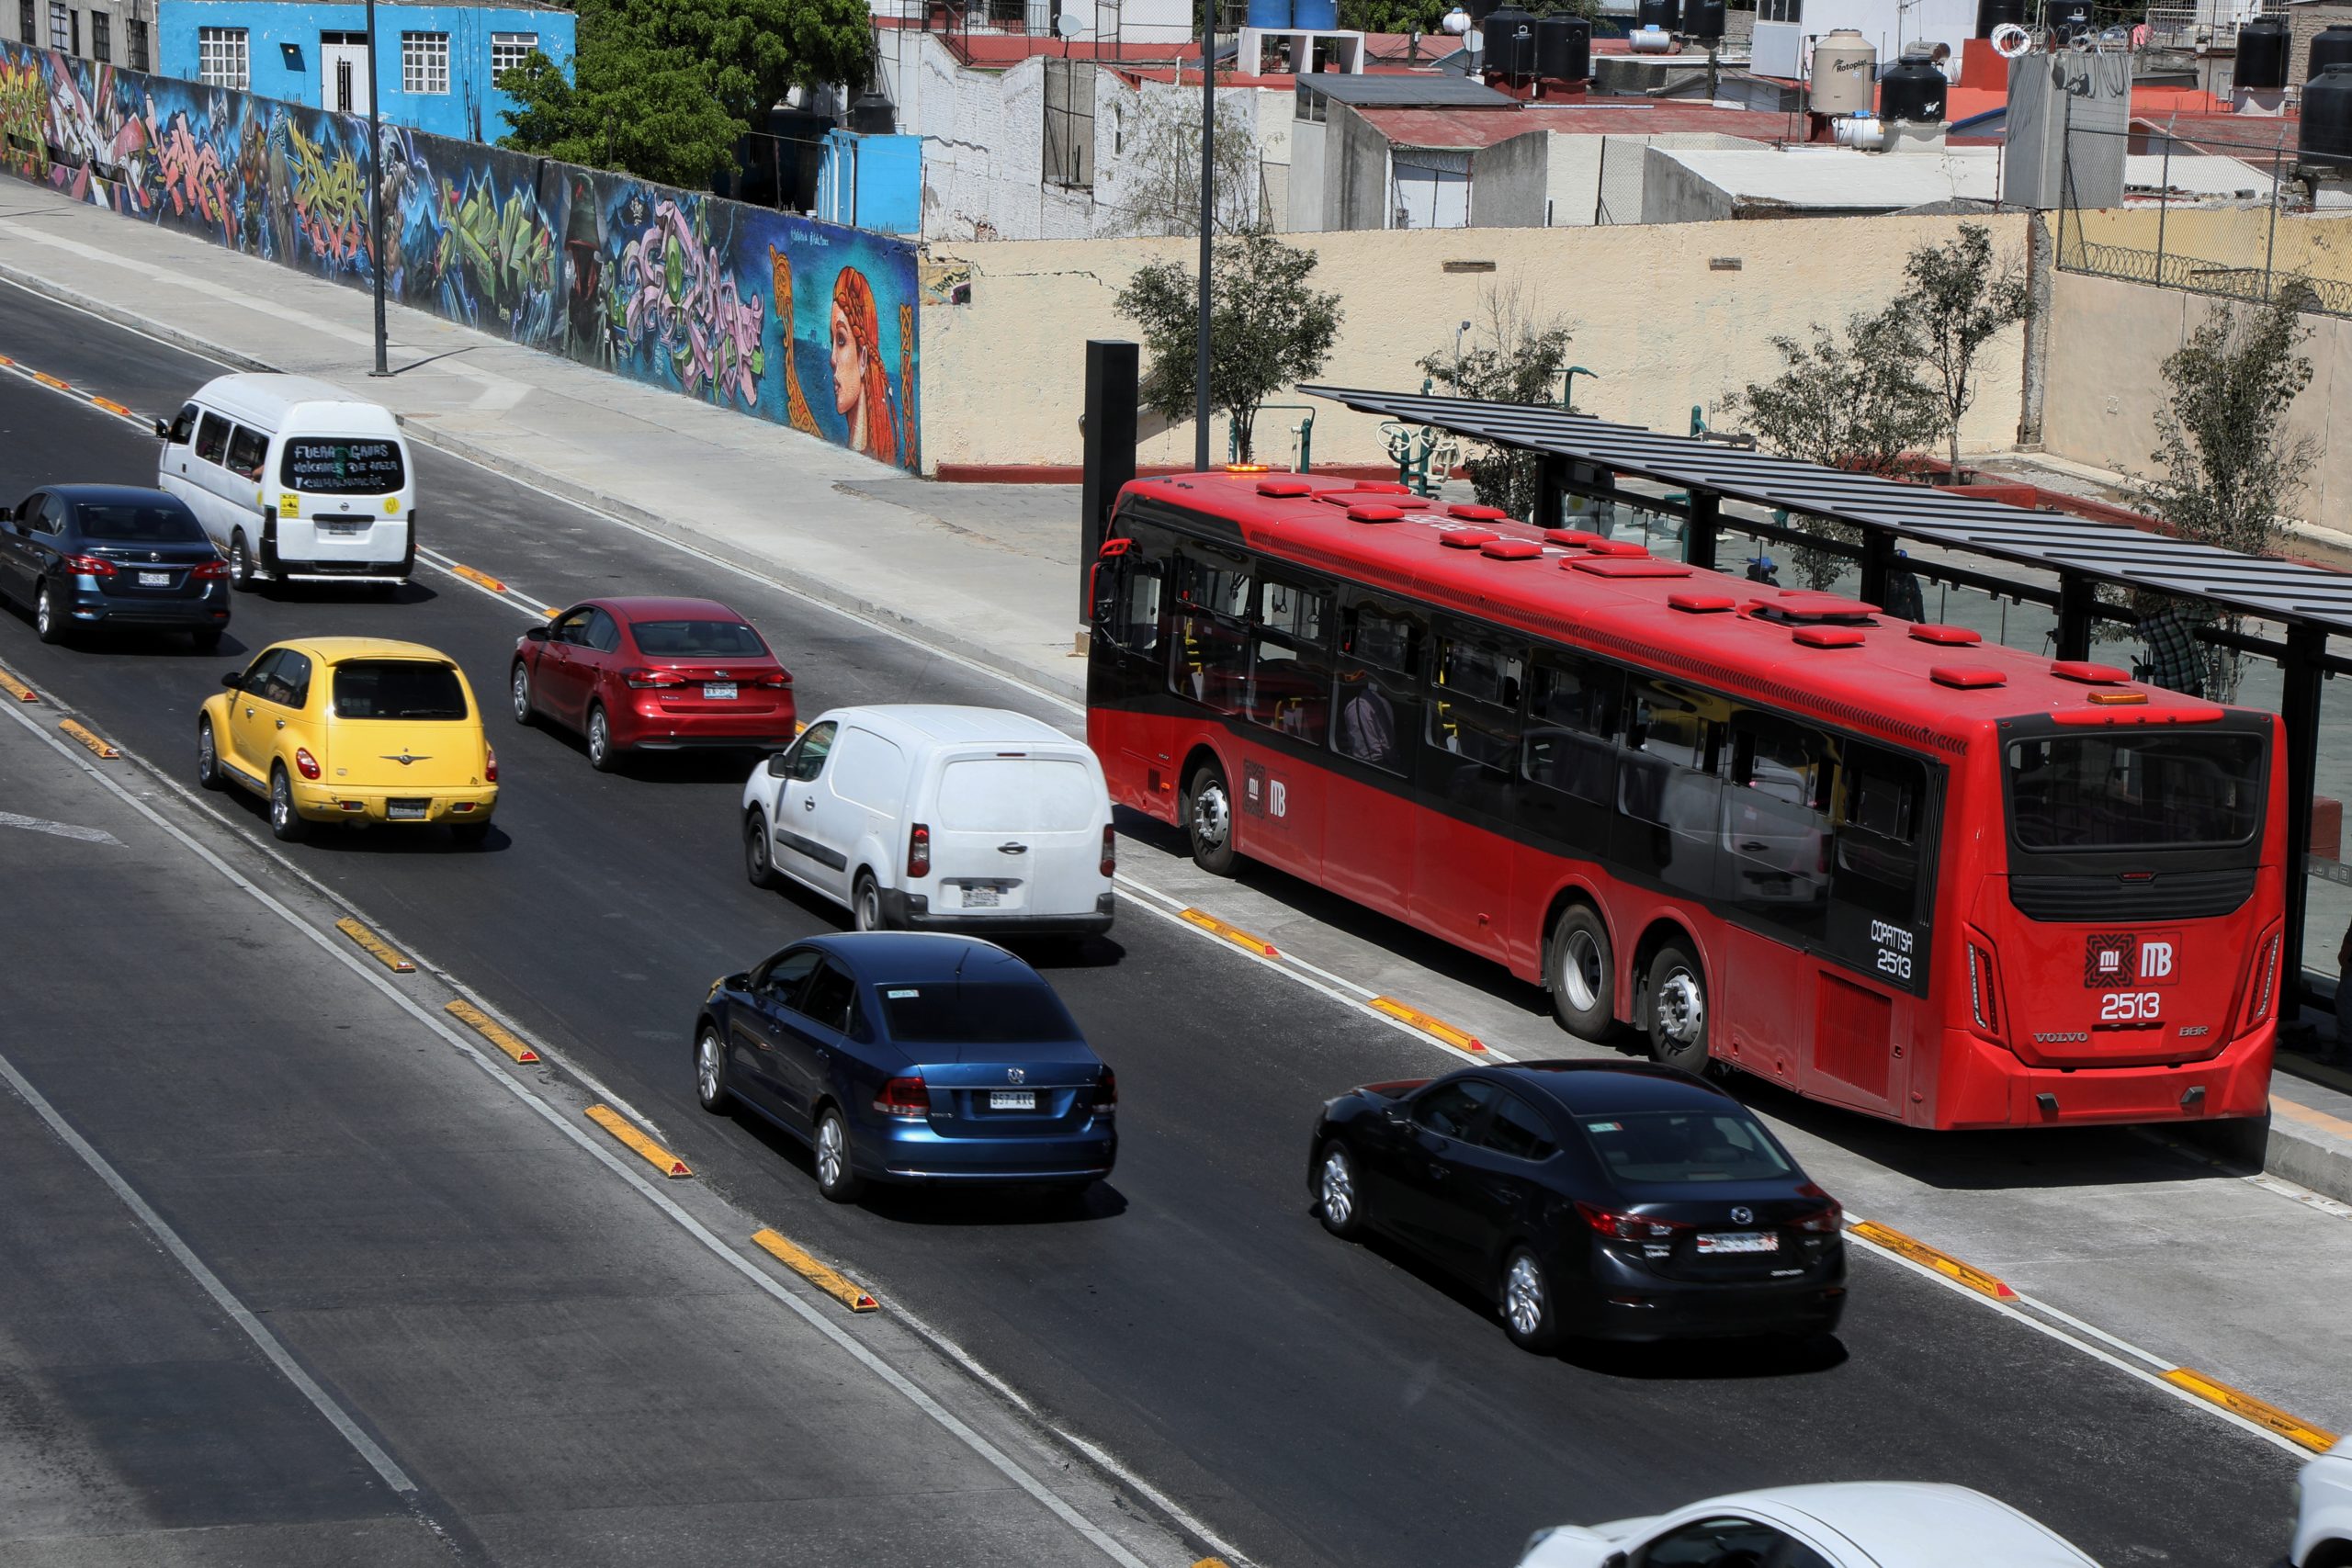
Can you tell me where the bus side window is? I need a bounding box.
[1522,654,1623,807]
[1170,549,1252,715]
[1104,552,1165,656]
[1248,577,1333,742]
[1429,633,1525,774]
[1723,711,1834,931]
[1619,681,1716,827]
[1834,747,1928,929]
[1331,601,1419,777]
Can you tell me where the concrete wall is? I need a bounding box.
[1329,100,1392,230]
[2068,205,2352,291]
[2041,266,2349,526]
[921,213,2030,471]
[1468,127,1545,228]
[1639,141,1735,224]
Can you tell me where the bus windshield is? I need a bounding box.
[2006,731,2264,851]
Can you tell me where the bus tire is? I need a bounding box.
[1183,759,1238,876]
[1546,906,1618,1042]
[1645,942,1712,1076]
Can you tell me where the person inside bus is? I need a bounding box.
[1335,669,1398,770]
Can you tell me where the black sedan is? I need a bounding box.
[1308,1062,1844,1352]
[0,485,231,648]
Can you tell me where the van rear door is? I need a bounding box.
[930,750,1109,919]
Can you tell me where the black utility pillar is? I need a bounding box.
[1858,528,1896,609]
[2282,625,2326,1010]
[1684,490,1720,572]
[1534,456,1570,529]
[2055,573,2098,663]
[1080,340,1139,626]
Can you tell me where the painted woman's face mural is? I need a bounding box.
[826,266,899,468]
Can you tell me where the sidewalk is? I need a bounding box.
[3,175,2350,1209]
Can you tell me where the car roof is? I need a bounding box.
[588,596,746,622]
[1491,1061,1740,1119]
[46,484,190,508]
[1720,1483,2098,1565]
[191,373,401,434]
[817,705,1076,747]
[264,637,464,666]
[799,932,1039,984]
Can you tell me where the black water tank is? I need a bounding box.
[2312,23,2352,78]
[1879,53,1948,121]
[1636,0,1679,32]
[1484,5,1538,77]
[2303,62,2352,165]
[1686,0,1725,40]
[1535,15,1591,80]
[848,89,895,134]
[1974,0,2022,38]
[2237,16,2290,90]
[1463,0,1502,27]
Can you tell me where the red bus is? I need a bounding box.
[1084,472,2286,1130]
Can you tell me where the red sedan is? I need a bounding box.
[511,597,797,771]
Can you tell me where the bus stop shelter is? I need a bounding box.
[1298,384,2352,1011]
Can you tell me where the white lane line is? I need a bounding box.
[0,1048,417,1495]
[0,694,1159,1568]
[412,545,558,619]
[0,809,119,843]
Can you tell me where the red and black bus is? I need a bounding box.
[1085,471,2285,1130]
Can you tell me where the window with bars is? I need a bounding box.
[1757,0,1800,20]
[490,31,537,77]
[127,15,146,68]
[401,31,448,94]
[1042,58,1095,190]
[197,26,247,87]
[89,8,105,61]
[17,0,30,46]
[47,0,65,50]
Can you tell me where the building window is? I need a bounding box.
[197,26,248,88]
[490,30,537,76]
[127,15,145,68]
[47,1,65,51]
[89,7,105,61]
[401,31,449,94]
[1758,0,1800,20]
[1042,57,1095,190]
[17,0,30,48]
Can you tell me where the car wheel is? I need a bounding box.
[1316,1140,1367,1240]
[1646,942,1713,1076]
[585,705,618,773]
[744,807,781,889]
[695,1028,732,1113]
[1500,1246,1559,1354]
[853,872,892,932]
[268,763,307,843]
[228,531,256,592]
[191,627,222,652]
[1183,759,1238,876]
[813,1106,862,1203]
[510,662,536,726]
[197,717,223,792]
[33,581,65,645]
[1547,905,1619,1041]
[450,820,492,848]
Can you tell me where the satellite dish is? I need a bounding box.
[1056,9,1081,36]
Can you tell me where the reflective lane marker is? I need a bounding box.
[1367,997,1487,1055]
[584,1104,692,1179]
[752,1228,879,1313]
[2162,1368,2339,1452]
[1848,1220,2017,1300]
[0,352,157,428]
[334,915,415,973]
[57,719,117,758]
[90,395,134,418]
[30,370,70,390]
[448,561,507,593]
[444,998,539,1064]
[0,665,38,703]
[1178,908,1280,957]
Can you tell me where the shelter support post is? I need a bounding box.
[1080,340,1139,640]
[1536,456,1570,530]
[2056,573,2098,663]
[1859,528,1896,610]
[1684,490,1719,572]
[2282,625,2325,1012]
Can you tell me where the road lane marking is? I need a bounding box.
[57,719,117,758]
[1178,908,1280,957]
[1847,1220,2016,1300]
[0,810,119,844]
[584,1104,693,1179]
[0,665,37,702]
[2161,1368,2338,1452]
[0,1047,418,1495]
[1367,998,1487,1055]
[752,1228,878,1313]
[334,916,415,973]
[443,998,538,1064]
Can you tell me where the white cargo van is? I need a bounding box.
[741,705,1115,938]
[155,374,415,590]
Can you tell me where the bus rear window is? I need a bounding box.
[282,438,405,494]
[2007,732,2263,851]
[333,661,469,720]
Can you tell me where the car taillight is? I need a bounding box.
[908,822,931,879]
[1967,942,1998,1033]
[623,667,686,688]
[484,745,498,784]
[1088,1066,1117,1115]
[190,558,228,581]
[1792,1184,1843,1233]
[1575,1201,1688,1242]
[2247,931,2283,1026]
[874,1076,929,1119]
[757,671,792,689]
[1100,823,1116,878]
[294,747,321,780]
[62,553,116,578]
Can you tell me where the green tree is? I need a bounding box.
[1109,89,1263,238]
[1115,232,1343,464]
[499,0,871,188]
[1896,221,2030,484]
[1338,0,1595,29]
[1413,286,1577,520]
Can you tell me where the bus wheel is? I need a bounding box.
[1646,942,1711,1076]
[1183,760,1238,876]
[1547,907,1617,1041]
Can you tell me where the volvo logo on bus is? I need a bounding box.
[2033,1031,2090,1044]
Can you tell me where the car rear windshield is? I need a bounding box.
[875,982,1081,1045]
[332,660,469,720]
[936,758,1101,833]
[281,437,405,495]
[74,502,205,543]
[628,619,767,658]
[2007,731,2264,851]
[1578,1111,1794,1184]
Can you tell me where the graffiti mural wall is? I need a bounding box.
[0,43,922,471]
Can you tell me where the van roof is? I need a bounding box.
[192,374,401,436]
[828,705,1076,747]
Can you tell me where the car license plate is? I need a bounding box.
[387,798,430,820]
[702,682,737,700]
[963,884,1001,908]
[989,1090,1036,1111]
[318,519,366,536]
[1697,1232,1779,1255]
[137,570,171,586]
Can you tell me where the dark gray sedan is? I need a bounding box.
[0,485,231,648]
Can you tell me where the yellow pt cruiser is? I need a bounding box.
[198,637,499,845]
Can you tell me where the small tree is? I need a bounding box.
[1897,222,2030,484]
[1109,89,1263,239]
[1414,286,1578,520]
[1116,232,1343,464]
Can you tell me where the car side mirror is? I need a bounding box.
[220,671,243,689]
[1600,1555,1627,1568]
[523,625,549,642]
[764,752,793,778]
[153,417,171,440]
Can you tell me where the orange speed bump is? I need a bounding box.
[1179,907,1280,957]
[2163,1368,2339,1452]
[0,666,36,703]
[752,1228,879,1313]
[334,916,415,973]
[1368,997,1487,1054]
[58,719,118,758]
[444,998,540,1064]
[585,1104,692,1179]
[1848,1219,2017,1300]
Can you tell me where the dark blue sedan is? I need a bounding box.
[694,932,1115,1201]
[0,485,230,647]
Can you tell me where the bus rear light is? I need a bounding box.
[1101,823,1116,878]
[1967,942,1998,1033]
[2247,931,2283,1026]
[907,822,931,879]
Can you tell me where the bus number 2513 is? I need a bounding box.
[2100,991,2161,1021]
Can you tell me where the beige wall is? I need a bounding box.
[920,214,2031,471]
[2041,267,2351,526]
[2067,206,2352,293]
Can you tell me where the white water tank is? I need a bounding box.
[1810,28,1879,117]
[1627,23,1674,51]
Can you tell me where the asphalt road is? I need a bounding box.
[0,287,2303,1567]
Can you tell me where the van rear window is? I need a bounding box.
[283,438,406,495]
[936,758,1100,832]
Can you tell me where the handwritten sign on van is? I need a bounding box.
[282,438,405,495]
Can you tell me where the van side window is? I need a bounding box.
[195,413,231,466]
[788,721,836,783]
[225,426,268,480]
[166,404,198,446]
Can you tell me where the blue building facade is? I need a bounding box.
[157,0,573,143]
[814,130,920,237]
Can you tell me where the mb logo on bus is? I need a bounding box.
[2084,932,2183,987]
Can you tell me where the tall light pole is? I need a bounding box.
[366,0,388,377]
[1193,0,1214,470]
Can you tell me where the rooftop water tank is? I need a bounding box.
[1686,0,1725,40]
[1879,49,1947,122]
[1626,24,1675,51]
[1244,0,1293,27]
[1636,0,1679,33]
[1811,28,1878,117]
[2303,62,2352,165]
[2312,23,2352,78]
[1535,15,1591,80]
[2237,16,2290,91]
[1464,0,1501,26]
[1484,4,1538,76]
[1293,0,1339,27]
[1974,0,2022,39]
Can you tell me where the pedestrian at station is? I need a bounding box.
[1745,555,1781,586]
[2337,919,2352,1063]
[1883,550,1927,622]
[2135,600,2207,695]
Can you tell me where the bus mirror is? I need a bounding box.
[1097,536,1133,558]
[1089,561,1117,626]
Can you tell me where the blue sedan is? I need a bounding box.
[693,932,1116,1201]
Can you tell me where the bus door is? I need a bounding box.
[1614,678,1723,907]
[1810,745,1937,1115]
[1414,629,1530,957]
[1720,711,1838,1088]
[1325,599,1424,916]
[1232,575,1334,880]
[1087,529,1173,811]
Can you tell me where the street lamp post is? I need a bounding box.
[366,0,388,377]
[1193,0,1214,470]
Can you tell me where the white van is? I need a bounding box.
[155,374,415,590]
[741,705,1115,938]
